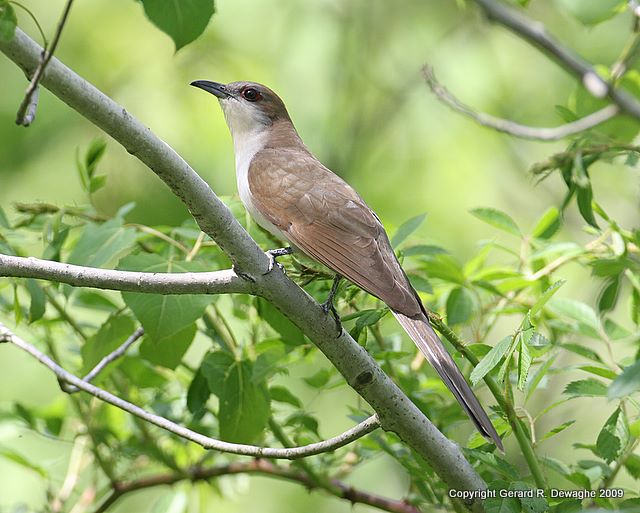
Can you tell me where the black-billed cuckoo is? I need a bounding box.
[191,80,502,449]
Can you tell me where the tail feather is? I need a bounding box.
[392,310,503,451]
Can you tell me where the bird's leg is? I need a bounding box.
[321,275,342,334]
[264,246,293,274]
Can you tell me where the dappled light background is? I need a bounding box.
[0,0,638,512]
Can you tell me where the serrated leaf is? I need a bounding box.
[564,378,608,398]
[531,207,560,240]
[269,385,301,407]
[608,359,640,399]
[562,343,602,363]
[139,0,215,50]
[202,352,270,443]
[578,365,617,380]
[530,280,565,317]
[120,254,213,341]
[446,286,475,325]
[470,207,520,237]
[0,2,16,42]
[517,330,532,391]
[68,218,137,268]
[471,336,512,385]
[139,323,196,369]
[596,408,628,463]
[391,213,427,247]
[526,355,556,401]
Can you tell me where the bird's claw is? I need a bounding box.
[264,247,293,275]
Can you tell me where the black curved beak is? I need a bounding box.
[190,80,231,99]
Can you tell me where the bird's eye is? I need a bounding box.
[242,88,261,102]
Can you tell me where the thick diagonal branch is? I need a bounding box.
[472,0,640,120]
[0,322,380,458]
[0,254,254,295]
[0,29,488,509]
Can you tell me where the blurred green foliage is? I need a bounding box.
[1,1,640,513]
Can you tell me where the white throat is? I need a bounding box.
[220,99,283,238]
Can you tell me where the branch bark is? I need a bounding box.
[0,254,254,295]
[96,459,422,513]
[0,29,488,509]
[422,65,619,141]
[0,322,381,459]
[472,0,640,121]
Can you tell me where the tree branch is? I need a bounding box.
[15,0,74,126]
[0,29,488,509]
[96,459,422,513]
[422,65,619,141]
[471,0,640,120]
[0,320,380,459]
[63,327,145,394]
[0,254,254,295]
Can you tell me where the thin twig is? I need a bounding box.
[0,254,254,295]
[64,327,145,393]
[0,321,380,459]
[472,0,640,120]
[15,0,74,126]
[14,201,108,222]
[94,459,421,513]
[422,65,619,141]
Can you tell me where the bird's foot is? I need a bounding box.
[264,247,293,274]
[321,275,343,336]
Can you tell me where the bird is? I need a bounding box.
[191,79,502,450]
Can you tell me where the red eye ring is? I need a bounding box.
[241,87,262,102]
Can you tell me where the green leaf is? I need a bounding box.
[531,207,560,240]
[517,330,532,391]
[0,446,47,477]
[269,385,301,407]
[0,1,16,42]
[596,407,629,463]
[120,254,213,341]
[25,279,46,323]
[558,0,626,25]
[139,323,196,369]
[548,298,601,338]
[408,274,432,294]
[470,207,520,237]
[470,336,511,386]
[81,314,137,375]
[576,183,598,229]
[186,366,210,417]
[578,365,617,380]
[303,368,331,388]
[597,275,621,313]
[85,138,107,177]
[608,359,640,399]
[89,175,107,194]
[540,420,575,442]
[139,0,215,50]
[202,352,270,443]
[530,280,565,317]
[0,205,9,228]
[624,453,640,479]
[68,218,137,268]
[391,213,427,247]
[256,298,304,345]
[446,286,475,325]
[526,355,556,401]
[564,378,608,398]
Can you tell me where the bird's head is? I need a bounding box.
[190,80,291,138]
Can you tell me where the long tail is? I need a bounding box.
[392,310,503,451]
